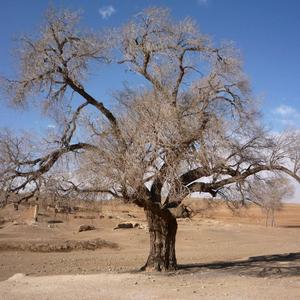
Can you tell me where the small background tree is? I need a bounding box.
[247,177,294,227]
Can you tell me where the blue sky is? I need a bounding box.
[1,0,300,132]
[0,0,300,201]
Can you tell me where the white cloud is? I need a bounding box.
[286,178,300,203]
[273,104,300,128]
[274,105,298,116]
[47,124,56,129]
[281,119,297,127]
[99,5,115,19]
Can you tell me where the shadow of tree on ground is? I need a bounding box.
[177,252,300,278]
[281,225,300,228]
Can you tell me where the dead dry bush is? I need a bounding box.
[0,238,118,252]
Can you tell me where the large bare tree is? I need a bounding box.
[1,8,300,271]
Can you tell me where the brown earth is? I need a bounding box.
[0,200,300,299]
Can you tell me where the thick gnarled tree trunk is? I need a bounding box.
[142,207,178,271]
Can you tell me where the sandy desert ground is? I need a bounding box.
[0,200,300,299]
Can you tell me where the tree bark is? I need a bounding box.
[142,206,178,271]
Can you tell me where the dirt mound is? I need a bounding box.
[0,238,118,252]
[78,224,96,232]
